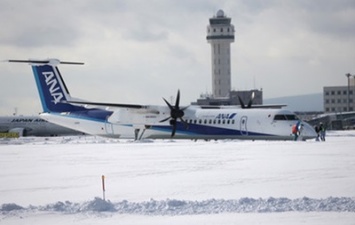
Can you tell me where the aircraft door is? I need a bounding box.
[105,122,114,134]
[240,116,248,136]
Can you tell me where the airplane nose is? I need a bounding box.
[302,123,317,140]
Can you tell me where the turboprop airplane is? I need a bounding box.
[7,59,317,141]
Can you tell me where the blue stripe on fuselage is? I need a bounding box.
[151,122,271,137]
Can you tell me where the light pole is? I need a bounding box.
[345,73,351,112]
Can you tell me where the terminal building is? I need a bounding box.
[306,75,355,130]
[323,75,355,112]
[192,9,262,106]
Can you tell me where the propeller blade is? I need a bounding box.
[163,98,173,110]
[175,89,180,108]
[179,117,189,129]
[238,96,246,108]
[159,117,171,123]
[247,92,255,108]
[171,123,177,137]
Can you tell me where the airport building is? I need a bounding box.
[193,9,263,106]
[306,75,355,130]
[323,74,355,113]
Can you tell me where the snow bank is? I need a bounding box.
[2,197,355,216]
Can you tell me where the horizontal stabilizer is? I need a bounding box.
[7,59,84,65]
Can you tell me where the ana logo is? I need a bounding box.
[215,113,237,120]
[42,71,63,104]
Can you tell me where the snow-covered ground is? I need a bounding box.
[1,131,355,224]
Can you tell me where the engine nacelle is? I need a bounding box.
[8,128,27,137]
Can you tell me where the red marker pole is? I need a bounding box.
[102,175,106,201]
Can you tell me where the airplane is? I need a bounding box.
[6,59,317,141]
[0,115,86,137]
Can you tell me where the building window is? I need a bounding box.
[331,91,335,95]
[337,91,341,95]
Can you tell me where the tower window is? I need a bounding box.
[221,28,223,32]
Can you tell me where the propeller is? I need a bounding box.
[160,90,188,137]
[238,92,255,109]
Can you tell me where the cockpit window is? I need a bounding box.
[273,114,299,121]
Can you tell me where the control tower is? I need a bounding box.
[206,10,235,98]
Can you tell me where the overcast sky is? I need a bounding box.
[1,0,354,115]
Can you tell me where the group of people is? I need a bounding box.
[314,122,326,141]
[291,121,326,141]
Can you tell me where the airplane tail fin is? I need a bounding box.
[8,59,84,113]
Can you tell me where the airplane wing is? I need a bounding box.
[248,104,287,109]
[66,100,147,109]
[199,104,287,109]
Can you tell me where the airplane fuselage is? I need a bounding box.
[40,106,316,140]
[0,115,85,137]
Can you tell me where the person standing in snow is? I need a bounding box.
[319,122,326,141]
[292,121,302,141]
[314,125,320,141]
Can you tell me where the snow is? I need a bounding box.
[1,131,355,224]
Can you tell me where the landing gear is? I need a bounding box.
[134,125,151,141]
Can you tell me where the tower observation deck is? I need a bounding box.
[206,10,235,98]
